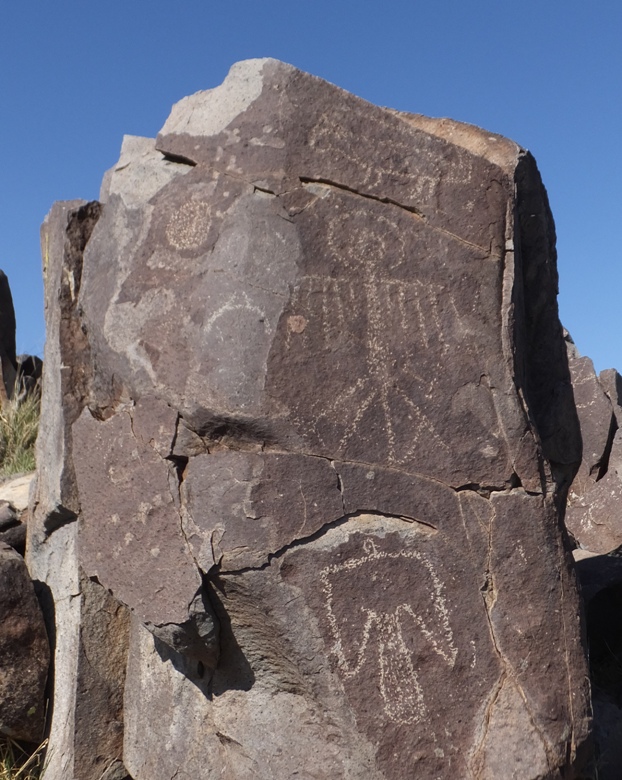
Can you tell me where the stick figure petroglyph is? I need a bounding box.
[320,537,457,725]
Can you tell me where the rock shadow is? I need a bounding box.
[207,580,255,696]
[577,555,622,779]
[31,579,55,742]
[152,580,255,698]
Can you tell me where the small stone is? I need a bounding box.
[0,472,35,513]
[0,501,17,530]
[0,522,26,555]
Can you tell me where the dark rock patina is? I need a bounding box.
[29,59,590,779]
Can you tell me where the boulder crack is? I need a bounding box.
[299,175,425,218]
[331,460,346,515]
[299,176,493,254]
[468,671,506,777]
[219,510,436,576]
[479,498,559,772]
[557,543,579,766]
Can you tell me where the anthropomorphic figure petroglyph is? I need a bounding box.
[321,537,457,725]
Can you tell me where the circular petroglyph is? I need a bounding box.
[165,201,212,250]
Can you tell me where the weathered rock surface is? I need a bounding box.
[0,542,49,742]
[28,202,131,780]
[30,59,591,779]
[564,348,622,554]
[568,356,615,492]
[597,369,622,481]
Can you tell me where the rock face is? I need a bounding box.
[0,542,49,742]
[29,59,591,779]
[29,201,131,780]
[564,344,622,554]
[563,347,622,780]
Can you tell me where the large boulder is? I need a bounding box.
[0,542,49,742]
[567,355,615,493]
[29,59,590,779]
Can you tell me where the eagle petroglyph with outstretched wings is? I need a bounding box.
[283,202,457,469]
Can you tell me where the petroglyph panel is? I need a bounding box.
[279,515,501,779]
[85,128,518,487]
[156,60,511,252]
[267,187,511,485]
[87,172,301,414]
[73,401,200,627]
[307,112,441,208]
[299,94,508,253]
[38,59,589,780]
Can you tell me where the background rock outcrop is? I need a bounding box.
[558,337,622,780]
[28,59,591,779]
[564,336,622,555]
[0,270,17,402]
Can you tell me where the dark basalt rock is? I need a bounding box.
[0,542,49,742]
[0,270,17,400]
[28,59,591,780]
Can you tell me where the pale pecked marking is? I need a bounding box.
[320,536,457,725]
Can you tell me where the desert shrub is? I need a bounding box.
[0,390,40,479]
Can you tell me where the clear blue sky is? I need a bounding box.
[1,1,620,372]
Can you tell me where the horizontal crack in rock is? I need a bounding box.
[217,510,436,576]
[299,175,493,254]
[159,150,198,167]
[299,175,425,218]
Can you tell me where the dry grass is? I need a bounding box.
[0,738,46,780]
[0,386,44,778]
[0,391,40,479]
